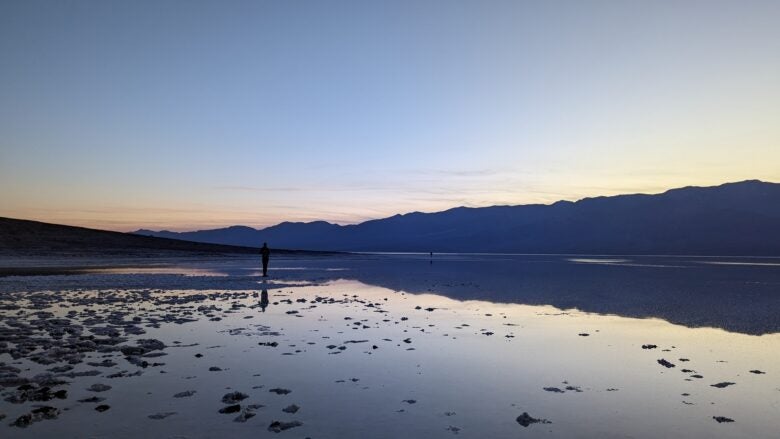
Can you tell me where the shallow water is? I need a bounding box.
[1,255,780,438]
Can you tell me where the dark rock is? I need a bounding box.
[282,404,299,413]
[87,359,117,368]
[31,406,59,420]
[234,410,256,422]
[219,404,241,414]
[95,404,110,412]
[120,346,146,356]
[4,384,67,404]
[268,420,303,433]
[124,356,149,368]
[516,412,551,427]
[142,352,167,358]
[11,413,33,428]
[222,391,249,404]
[711,382,736,389]
[61,370,101,378]
[137,339,166,351]
[148,411,176,419]
[87,383,112,392]
[713,416,735,423]
[269,388,291,395]
[657,359,675,368]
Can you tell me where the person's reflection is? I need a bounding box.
[260,289,269,312]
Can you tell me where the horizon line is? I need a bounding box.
[130,178,776,233]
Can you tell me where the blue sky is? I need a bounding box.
[1,0,779,231]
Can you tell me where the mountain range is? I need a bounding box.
[0,217,330,259]
[135,180,780,255]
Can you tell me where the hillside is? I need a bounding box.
[0,217,298,257]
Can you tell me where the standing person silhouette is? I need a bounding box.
[261,242,270,277]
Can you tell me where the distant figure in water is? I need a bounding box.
[430,251,434,264]
[260,289,269,312]
[261,242,270,277]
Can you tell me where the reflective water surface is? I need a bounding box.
[1,254,779,438]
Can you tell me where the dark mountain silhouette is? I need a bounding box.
[0,217,332,258]
[135,180,780,255]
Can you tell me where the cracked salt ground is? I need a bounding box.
[0,277,779,438]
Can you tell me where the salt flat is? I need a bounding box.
[1,254,779,438]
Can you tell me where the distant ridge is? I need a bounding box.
[134,180,780,255]
[0,217,331,258]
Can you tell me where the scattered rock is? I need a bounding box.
[282,404,300,414]
[137,339,166,351]
[713,416,735,423]
[11,406,60,428]
[516,412,551,427]
[11,413,33,428]
[4,384,67,404]
[222,391,249,404]
[219,404,241,414]
[268,420,303,433]
[148,412,176,420]
[87,383,112,392]
[31,406,59,420]
[234,410,256,423]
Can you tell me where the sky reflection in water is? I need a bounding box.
[2,275,779,438]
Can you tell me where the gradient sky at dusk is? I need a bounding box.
[2,0,779,231]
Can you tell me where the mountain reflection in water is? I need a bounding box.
[7,253,777,336]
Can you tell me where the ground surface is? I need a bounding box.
[1,255,779,438]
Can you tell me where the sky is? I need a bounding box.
[1,0,779,232]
